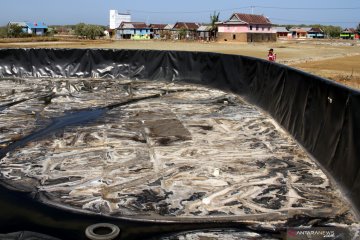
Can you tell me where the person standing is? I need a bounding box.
[268,48,276,62]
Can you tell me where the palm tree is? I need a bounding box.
[210,11,220,41]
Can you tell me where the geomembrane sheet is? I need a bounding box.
[0,78,357,229]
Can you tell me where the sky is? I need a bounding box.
[1,0,359,28]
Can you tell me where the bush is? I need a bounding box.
[322,25,342,38]
[74,23,105,39]
[8,24,26,38]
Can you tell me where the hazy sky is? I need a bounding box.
[1,0,359,27]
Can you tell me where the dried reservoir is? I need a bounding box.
[0,77,357,230]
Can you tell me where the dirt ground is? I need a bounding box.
[1,38,359,89]
[292,55,360,89]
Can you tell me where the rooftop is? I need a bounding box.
[308,27,323,33]
[289,27,307,33]
[173,22,200,30]
[8,21,47,29]
[149,24,167,29]
[164,24,175,30]
[118,22,148,29]
[26,22,48,29]
[231,13,272,25]
[275,27,289,32]
[197,25,212,31]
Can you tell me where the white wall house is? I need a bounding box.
[109,10,131,29]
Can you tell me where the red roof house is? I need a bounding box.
[171,22,200,40]
[216,13,276,42]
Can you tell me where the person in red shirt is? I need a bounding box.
[268,48,276,62]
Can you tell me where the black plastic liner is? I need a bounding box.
[0,48,359,238]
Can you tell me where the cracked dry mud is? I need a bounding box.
[0,78,358,228]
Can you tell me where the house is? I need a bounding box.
[172,22,200,40]
[307,27,324,38]
[26,22,48,35]
[149,24,167,39]
[275,27,289,39]
[116,22,151,40]
[8,21,48,36]
[160,24,175,40]
[340,28,359,40]
[197,25,212,41]
[289,27,307,39]
[216,13,276,42]
[164,24,175,29]
[287,27,324,39]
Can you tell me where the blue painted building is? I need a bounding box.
[306,27,324,39]
[116,22,151,40]
[26,22,48,35]
[8,21,48,36]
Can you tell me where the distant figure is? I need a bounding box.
[268,48,276,62]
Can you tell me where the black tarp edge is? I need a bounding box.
[0,48,359,216]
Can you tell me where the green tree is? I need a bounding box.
[0,26,8,38]
[179,28,187,40]
[8,24,24,37]
[210,11,220,40]
[46,27,57,36]
[74,23,104,39]
[84,24,104,40]
[74,23,86,38]
[322,25,342,38]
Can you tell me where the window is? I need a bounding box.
[256,25,259,30]
[250,25,253,30]
[233,34,236,40]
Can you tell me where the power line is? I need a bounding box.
[255,6,360,10]
[271,17,358,24]
[128,7,249,14]
[128,5,360,14]
[126,6,359,26]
